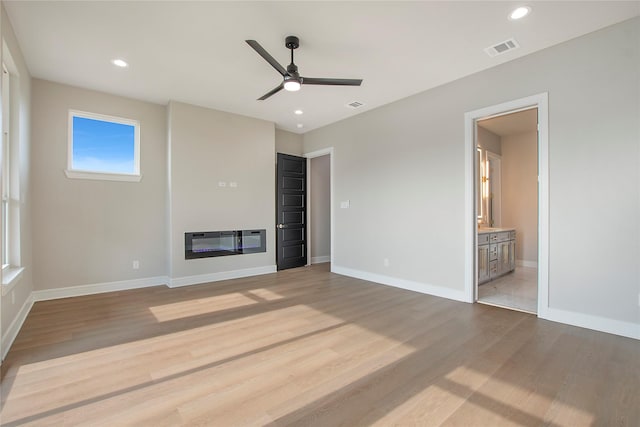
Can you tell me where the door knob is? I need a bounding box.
[277,224,285,229]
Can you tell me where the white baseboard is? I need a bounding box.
[169,265,277,288]
[32,276,169,302]
[517,259,538,268]
[4,266,635,363]
[311,256,331,264]
[332,265,638,340]
[332,265,468,303]
[2,293,34,360]
[539,307,639,340]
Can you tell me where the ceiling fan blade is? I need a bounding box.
[258,83,284,101]
[302,77,363,86]
[246,40,288,77]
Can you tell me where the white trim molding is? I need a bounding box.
[64,169,142,182]
[1,266,25,295]
[333,265,468,303]
[32,276,168,302]
[67,109,141,181]
[541,307,640,340]
[1,292,34,360]
[464,93,549,309]
[169,265,276,288]
[311,256,330,264]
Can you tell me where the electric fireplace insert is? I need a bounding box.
[185,229,266,259]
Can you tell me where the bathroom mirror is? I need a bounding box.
[477,147,488,225]
[477,146,502,228]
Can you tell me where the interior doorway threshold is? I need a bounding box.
[477,300,536,315]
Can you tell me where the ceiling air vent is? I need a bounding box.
[346,101,364,109]
[484,38,520,57]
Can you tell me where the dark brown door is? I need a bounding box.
[276,153,307,270]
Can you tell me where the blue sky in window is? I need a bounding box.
[72,116,135,174]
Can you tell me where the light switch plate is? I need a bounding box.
[340,200,350,209]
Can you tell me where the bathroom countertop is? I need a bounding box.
[478,227,515,234]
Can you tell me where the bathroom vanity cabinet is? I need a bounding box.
[478,228,516,284]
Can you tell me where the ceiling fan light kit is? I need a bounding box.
[283,76,301,92]
[246,35,362,100]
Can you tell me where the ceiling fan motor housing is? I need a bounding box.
[286,63,299,76]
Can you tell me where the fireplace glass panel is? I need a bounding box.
[185,229,266,259]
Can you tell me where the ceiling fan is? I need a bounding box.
[245,35,363,100]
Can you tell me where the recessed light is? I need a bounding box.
[112,58,129,68]
[509,6,531,20]
[294,110,303,115]
[296,124,303,129]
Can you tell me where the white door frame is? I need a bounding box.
[464,93,549,318]
[304,147,334,268]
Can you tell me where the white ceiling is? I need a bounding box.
[4,1,638,134]
[478,108,538,136]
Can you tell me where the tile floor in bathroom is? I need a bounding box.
[478,266,537,313]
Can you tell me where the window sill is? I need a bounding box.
[65,170,142,182]
[2,266,24,295]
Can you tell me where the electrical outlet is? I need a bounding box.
[218,181,226,187]
[383,258,389,267]
[133,260,139,270]
[229,182,238,188]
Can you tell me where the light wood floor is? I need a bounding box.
[1,264,638,426]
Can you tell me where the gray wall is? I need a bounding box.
[310,155,330,261]
[501,131,538,264]
[477,126,501,155]
[1,3,32,340]
[167,101,275,279]
[275,129,303,156]
[304,18,639,325]
[31,80,167,289]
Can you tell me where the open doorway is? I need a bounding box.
[305,148,333,267]
[476,108,538,313]
[464,93,549,317]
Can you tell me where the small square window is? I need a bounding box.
[66,110,141,182]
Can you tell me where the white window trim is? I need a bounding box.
[2,49,22,277]
[66,109,141,182]
[64,169,142,182]
[1,265,24,295]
